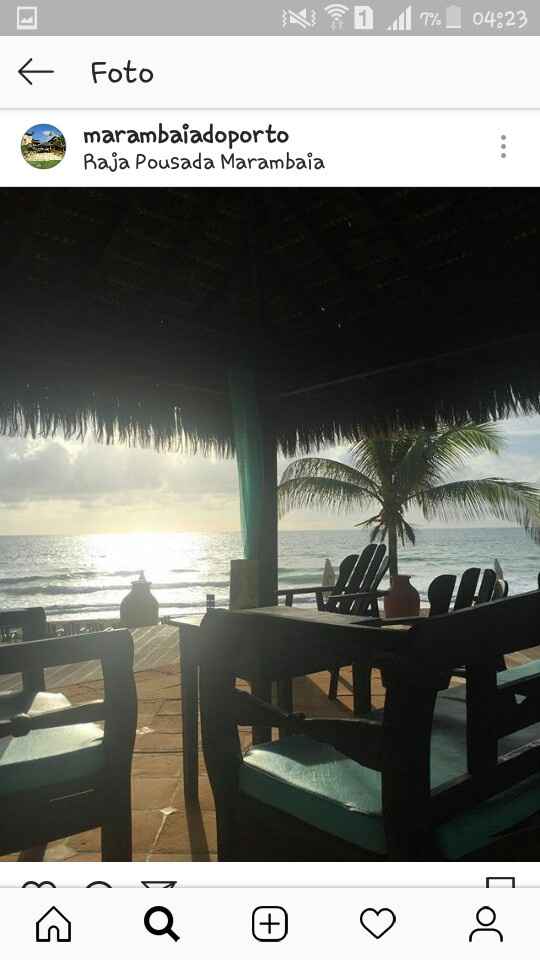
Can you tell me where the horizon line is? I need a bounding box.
[0,524,527,539]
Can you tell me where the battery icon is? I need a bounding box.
[445,5,462,28]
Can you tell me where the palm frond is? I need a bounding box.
[354,512,383,529]
[426,422,503,476]
[278,476,377,518]
[415,478,540,544]
[279,457,380,497]
[393,431,438,498]
[398,516,417,546]
[369,524,386,543]
[348,437,396,483]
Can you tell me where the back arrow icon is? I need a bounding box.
[18,57,55,85]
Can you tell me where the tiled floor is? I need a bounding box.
[3,622,539,863]
[1,653,368,862]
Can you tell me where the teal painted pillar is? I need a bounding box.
[229,373,278,606]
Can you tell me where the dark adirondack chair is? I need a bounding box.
[330,567,508,708]
[277,552,359,609]
[200,593,540,861]
[426,567,507,617]
[0,608,137,860]
[382,568,508,685]
[277,544,388,615]
[277,546,389,709]
[324,545,389,615]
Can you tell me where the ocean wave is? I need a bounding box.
[1,578,230,597]
[0,573,83,586]
[278,572,332,585]
[43,600,207,616]
[0,568,147,587]
[3,584,119,597]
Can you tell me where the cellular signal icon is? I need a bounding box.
[324,4,350,29]
[387,4,413,30]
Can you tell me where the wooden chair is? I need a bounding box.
[327,568,478,704]
[337,566,506,623]
[0,615,137,861]
[276,546,389,709]
[0,608,48,691]
[382,568,509,682]
[278,544,389,615]
[200,593,540,861]
[327,549,390,701]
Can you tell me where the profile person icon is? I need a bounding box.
[468,907,503,942]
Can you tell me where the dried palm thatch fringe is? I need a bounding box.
[2,187,540,455]
[0,382,234,456]
[2,333,540,458]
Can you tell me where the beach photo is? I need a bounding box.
[20,123,66,169]
[1,187,540,863]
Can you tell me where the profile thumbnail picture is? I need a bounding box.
[21,123,66,170]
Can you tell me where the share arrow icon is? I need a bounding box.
[18,57,55,85]
[141,880,177,888]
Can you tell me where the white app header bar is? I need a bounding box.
[3,37,540,109]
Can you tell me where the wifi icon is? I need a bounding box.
[324,3,350,29]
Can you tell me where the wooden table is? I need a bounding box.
[173,607,409,804]
[173,615,206,803]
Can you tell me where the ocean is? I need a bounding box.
[0,528,539,622]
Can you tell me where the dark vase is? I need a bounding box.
[120,571,159,628]
[383,574,420,618]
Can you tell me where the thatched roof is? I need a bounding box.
[2,187,540,455]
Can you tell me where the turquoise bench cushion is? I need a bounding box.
[241,734,386,851]
[240,696,540,858]
[0,691,71,719]
[0,696,104,798]
[442,660,540,705]
[497,660,540,689]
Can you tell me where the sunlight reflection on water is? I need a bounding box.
[0,528,538,619]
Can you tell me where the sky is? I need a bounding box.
[26,124,63,143]
[1,414,540,536]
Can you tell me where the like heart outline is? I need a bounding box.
[360,907,397,939]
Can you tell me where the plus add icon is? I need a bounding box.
[252,906,289,942]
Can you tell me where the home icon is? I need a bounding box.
[36,907,72,943]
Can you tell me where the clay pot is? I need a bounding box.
[383,574,420,619]
[120,571,159,628]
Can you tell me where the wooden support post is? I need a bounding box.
[229,372,278,608]
[257,427,278,607]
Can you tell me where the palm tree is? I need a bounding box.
[278,423,540,576]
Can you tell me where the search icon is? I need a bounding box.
[144,906,180,943]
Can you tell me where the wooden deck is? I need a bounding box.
[0,622,181,693]
[1,620,540,861]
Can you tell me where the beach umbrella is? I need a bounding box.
[322,559,336,588]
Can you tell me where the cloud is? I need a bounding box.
[0,437,237,504]
[2,414,540,534]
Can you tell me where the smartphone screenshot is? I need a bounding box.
[1,0,540,951]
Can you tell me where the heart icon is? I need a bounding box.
[360,907,397,939]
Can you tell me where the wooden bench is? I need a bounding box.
[0,608,137,860]
[200,592,540,861]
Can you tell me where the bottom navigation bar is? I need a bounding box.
[0,887,533,957]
